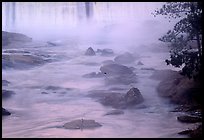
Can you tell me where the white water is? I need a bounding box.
[2,2,194,138]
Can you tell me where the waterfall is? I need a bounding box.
[2,2,166,40]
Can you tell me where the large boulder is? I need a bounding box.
[114,52,136,64]
[124,88,144,105]
[88,87,144,109]
[100,63,137,85]
[85,47,96,56]
[2,54,49,69]
[2,108,11,116]
[2,31,32,47]
[63,119,102,129]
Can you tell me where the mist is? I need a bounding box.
[2,2,199,138]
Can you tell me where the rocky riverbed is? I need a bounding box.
[2,31,201,138]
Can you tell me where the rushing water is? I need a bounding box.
[2,41,195,138]
[2,2,196,138]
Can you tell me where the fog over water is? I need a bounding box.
[2,2,193,138]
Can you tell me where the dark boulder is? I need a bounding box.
[124,88,144,105]
[177,115,202,123]
[88,87,143,109]
[100,63,133,76]
[85,47,96,56]
[2,108,11,116]
[100,63,137,85]
[114,52,135,64]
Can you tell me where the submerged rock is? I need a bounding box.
[2,89,15,99]
[85,47,96,56]
[137,61,144,65]
[2,80,10,86]
[2,54,49,69]
[63,119,102,129]
[114,52,135,64]
[104,109,124,116]
[96,48,114,56]
[2,108,11,116]
[82,72,103,78]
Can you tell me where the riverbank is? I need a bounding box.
[151,69,202,138]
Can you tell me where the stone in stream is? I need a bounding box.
[104,109,124,116]
[63,119,102,129]
[2,108,11,116]
[96,48,114,56]
[2,80,10,86]
[114,52,136,64]
[82,72,104,78]
[2,31,32,47]
[2,89,16,99]
[88,87,144,109]
[124,87,144,105]
[85,47,96,56]
[177,115,202,123]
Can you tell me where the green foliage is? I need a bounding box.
[153,2,202,80]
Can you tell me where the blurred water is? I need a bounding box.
[2,42,194,138]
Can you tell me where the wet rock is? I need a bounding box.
[2,31,32,47]
[156,70,202,105]
[124,88,144,105]
[2,54,48,69]
[45,86,62,90]
[137,61,144,65]
[104,109,124,116]
[47,41,57,46]
[178,124,202,138]
[100,63,137,85]
[96,48,114,56]
[2,80,10,86]
[2,89,15,99]
[100,92,126,109]
[82,72,103,78]
[41,92,49,94]
[189,124,202,138]
[114,52,135,64]
[2,108,11,116]
[85,47,95,56]
[177,115,202,123]
[63,119,102,129]
[88,87,143,109]
[100,63,134,76]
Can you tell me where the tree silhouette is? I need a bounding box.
[153,2,202,80]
